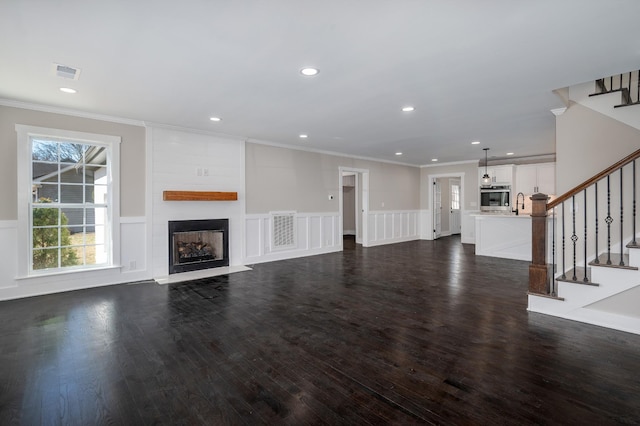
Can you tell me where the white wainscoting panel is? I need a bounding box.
[366,210,419,247]
[297,217,309,250]
[0,219,150,301]
[119,217,147,275]
[323,216,335,247]
[420,210,433,240]
[0,221,18,291]
[245,212,340,264]
[309,216,322,250]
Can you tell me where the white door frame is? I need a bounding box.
[428,172,465,240]
[450,178,461,235]
[433,179,442,239]
[339,167,370,247]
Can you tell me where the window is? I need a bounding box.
[451,183,460,210]
[16,125,120,276]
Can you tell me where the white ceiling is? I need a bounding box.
[2,0,640,166]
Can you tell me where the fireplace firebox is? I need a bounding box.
[168,219,229,274]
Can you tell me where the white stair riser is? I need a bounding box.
[528,295,564,313]
[590,265,639,284]
[556,280,638,311]
[531,262,639,316]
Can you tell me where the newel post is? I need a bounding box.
[529,193,550,294]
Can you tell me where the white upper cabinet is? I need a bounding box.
[536,163,556,194]
[478,165,514,185]
[515,163,555,195]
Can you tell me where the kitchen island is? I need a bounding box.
[472,212,533,261]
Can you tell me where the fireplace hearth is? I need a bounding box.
[168,219,229,274]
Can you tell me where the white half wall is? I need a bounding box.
[474,215,532,261]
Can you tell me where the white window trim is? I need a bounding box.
[15,124,121,278]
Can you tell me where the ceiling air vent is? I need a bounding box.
[53,63,81,80]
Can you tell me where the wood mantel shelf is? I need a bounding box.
[163,191,238,201]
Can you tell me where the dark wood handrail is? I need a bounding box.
[547,148,640,210]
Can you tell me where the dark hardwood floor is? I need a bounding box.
[1,236,639,425]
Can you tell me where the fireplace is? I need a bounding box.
[168,219,229,274]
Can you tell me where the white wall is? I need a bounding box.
[149,127,246,278]
[556,102,640,193]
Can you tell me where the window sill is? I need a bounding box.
[15,265,122,281]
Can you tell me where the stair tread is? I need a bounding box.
[527,291,564,301]
[589,253,638,270]
[613,101,640,108]
[555,266,599,286]
[589,88,624,97]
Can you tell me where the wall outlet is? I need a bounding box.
[203,168,209,176]
[196,167,202,176]
[129,260,136,270]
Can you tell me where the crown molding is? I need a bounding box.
[485,153,556,166]
[245,138,420,168]
[0,98,145,127]
[420,159,479,168]
[144,121,247,142]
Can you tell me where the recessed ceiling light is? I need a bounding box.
[401,106,415,112]
[395,152,403,156]
[59,87,76,94]
[506,152,514,156]
[432,158,438,162]
[471,141,480,145]
[300,67,319,76]
[299,134,308,139]
[209,117,221,122]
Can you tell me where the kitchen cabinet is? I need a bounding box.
[515,163,555,195]
[478,165,514,185]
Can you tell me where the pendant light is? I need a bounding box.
[481,148,492,188]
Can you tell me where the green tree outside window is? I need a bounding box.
[32,198,79,269]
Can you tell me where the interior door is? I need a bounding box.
[450,179,461,235]
[433,180,442,239]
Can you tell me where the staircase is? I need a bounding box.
[591,70,640,108]
[528,73,640,334]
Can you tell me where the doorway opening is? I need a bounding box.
[429,173,464,240]
[339,168,369,248]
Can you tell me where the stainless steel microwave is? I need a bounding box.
[480,185,511,211]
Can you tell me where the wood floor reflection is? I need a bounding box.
[1,236,639,425]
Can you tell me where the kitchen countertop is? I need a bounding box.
[471,211,531,218]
